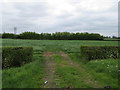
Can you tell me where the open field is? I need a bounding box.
[2,39,119,88]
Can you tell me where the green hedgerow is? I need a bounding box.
[80,46,120,61]
[2,47,33,69]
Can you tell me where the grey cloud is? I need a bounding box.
[14,2,49,18]
[1,1,118,36]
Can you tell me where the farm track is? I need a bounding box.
[56,51,101,88]
[43,51,57,88]
[43,51,101,88]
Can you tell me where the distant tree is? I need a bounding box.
[19,32,40,39]
[112,36,118,39]
[2,33,16,39]
[2,32,104,40]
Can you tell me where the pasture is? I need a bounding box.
[2,39,119,88]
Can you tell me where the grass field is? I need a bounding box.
[2,39,119,88]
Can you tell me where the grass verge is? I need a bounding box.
[2,55,44,88]
[69,53,119,88]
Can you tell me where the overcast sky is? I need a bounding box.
[0,0,119,36]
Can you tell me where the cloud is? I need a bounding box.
[1,0,119,36]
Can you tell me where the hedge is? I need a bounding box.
[2,47,33,69]
[2,33,17,39]
[2,32,104,40]
[80,46,120,61]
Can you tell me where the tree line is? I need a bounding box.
[1,32,104,40]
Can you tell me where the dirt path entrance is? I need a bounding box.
[43,51,101,88]
[43,51,56,88]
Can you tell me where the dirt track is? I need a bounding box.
[43,51,101,88]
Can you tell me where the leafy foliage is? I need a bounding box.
[2,32,104,40]
[2,33,18,39]
[2,47,33,69]
[80,46,120,61]
[19,32,40,39]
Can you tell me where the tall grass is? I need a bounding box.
[87,59,118,78]
[69,53,118,88]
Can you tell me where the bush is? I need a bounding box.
[2,47,33,69]
[80,46,120,61]
[19,32,40,39]
[2,33,17,39]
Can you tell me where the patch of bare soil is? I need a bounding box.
[43,51,54,57]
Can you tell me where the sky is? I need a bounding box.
[0,0,119,36]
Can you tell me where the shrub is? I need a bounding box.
[80,46,120,61]
[19,32,40,39]
[2,47,33,69]
[2,33,17,39]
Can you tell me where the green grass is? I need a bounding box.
[104,38,120,41]
[2,39,119,88]
[69,53,118,88]
[87,59,118,78]
[53,54,93,88]
[2,39,118,52]
[2,54,44,88]
[55,66,93,88]
[86,59,118,88]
